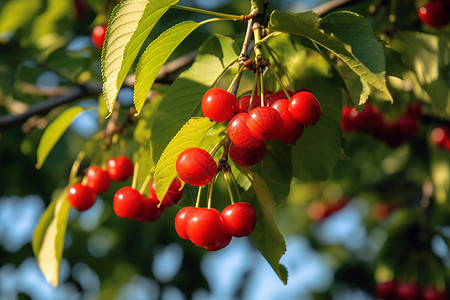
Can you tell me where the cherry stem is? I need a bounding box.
[132,162,139,190]
[248,73,259,112]
[207,173,220,209]
[211,57,239,87]
[69,150,86,183]
[223,171,235,204]
[228,170,241,199]
[195,186,203,208]
[255,31,282,46]
[264,43,295,90]
[227,66,244,94]
[252,24,263,58]
[209,135,227,157]
[171,5,243,21]
[259,74,265,107]
[268,65,291,100]
[138,173,152,195]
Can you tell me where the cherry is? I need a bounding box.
[265,90,294,104]
[204,230,232,251]
[107,155,134,181]
[418,1,450,28]
[174,206,198,240]
[431,126,450,149]
[186,208,227,247]
[238,90,273,112]
[202,88,239,123]
[113,187,143,219]
[341,106,359,132]
[85,165,111,194]
[288,91,321,126]
[136,196,164,222]
[394,115,420,139]
[91,24,107,50]
[176,147,217,186]
[149,178,184,208]
[371,202,393,221]
[247,106,283,141]
[229,142,266,167]
[396,282,422,300]
[354,102,386,135]
[73,0,87,19]
[423,287,448,300]
[376,280,397,300]
[271,99,305,144]
[383,122,408,148]
[67,183,97,211]
[307,201,328,221]
[405,102,422,119]
[228,113,264,149]
[222,202,257,237]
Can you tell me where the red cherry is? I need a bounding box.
[376,280,397,300]
[371,202,393,221]
[265,90,294,104]
[247,106,283,141]
[113,187,143,219]
[85,166,111,194]
[202,88,239,123]
[229,142,266,167]
[221,202,257,237]
[174,206,198,240]
[288,91,321,126]
[107,156,134,181]
[186,208,226,247]
[383,122,408,148]
[271,99,305,144]
[307,201,328,221]
[176,147,217,186]
[91,24,107,50]
[149,178,184,208]
[394,115,420,139]
[431,126,450,148]
[405,102,423,118]
[204,230,232,251]
[354,103,386,135]
[67,183,96,211]
[396,282,422,300]
[418,1,450,28]
[341,106,359,132]
[238,90,273,112]
[228,113,264,149]
[423,287,448,300]
[136,196,164,222]
[326,197,349,215]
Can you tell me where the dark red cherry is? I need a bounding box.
[271,99,305,144]
[396,282,422,300]
[288,91,321,126]
[247,107,283,141]
[149,178,184,208]
[136,196,164,222]
[229,142,266,166]
[423,287,448,300]
[174,206,198,240]
[228,113,264,149]
[418,1,450,28]
[376,280,397,300]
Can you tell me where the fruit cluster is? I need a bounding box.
[417,0,450,28]
[342,102,421,148]
[430,126,450,151]
[376,280,447,300]
[175,202,256,251]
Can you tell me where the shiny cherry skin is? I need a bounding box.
[271,99,305,144]
[85,165,111,194]
[186,208,226,247]
[396,282,422,300]
[221,202,257,237]
[265,90,294,105]
[418,1,450,28]
[113,187,143,219]
[202,88,239,123]
[341,106,359,132]
[238,90,273,113]
[228,113,264,149]
[423,287,448,300]
[204,229,232,251]
[91,24,107,49]
[247,107,283,141]
[176,147,217,186]
[67,183,96,211]
[229,142,266,167]
[174,206,198,240]
[107,155,134,181]
[136,196,164,222]
[149,178,184,208]
[376,280,397,300]
[288,91,321,126]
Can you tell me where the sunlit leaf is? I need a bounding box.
[0,0,41,40]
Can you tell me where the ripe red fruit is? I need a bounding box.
[136,196,164,222]
[204,230,232,251]
[376,280,397,300]
[107,156,134,181]
[175,206,198,239]
[341,106,359,132]
[229,142,266,166]
[247,106,283,141]
[149,178,184,208]
[73,0,87,19]
[91,24,107,50]
[113,187,143,219]
[354,103,386,134]
[431,126,450,149]
[202,88,239,123]
[176,147,217,186]
[288,91,321,126]
[228,113,264,149]
[221,202,257,237]
[238,90,273,112]
[271,99,305,144]
[85,166,111,194]
[418,1,450,28]
[423,287,448,300]
[393,115,420,139]
[396,282,422,300]
[67,183,97,211]
[186,208,227,247]
[265,90,294,104]
[383,122,408,148]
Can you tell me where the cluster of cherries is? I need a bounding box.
[430,126,450,151]
[417,0,450,28]
[342,102,422,148]
[376,280,447,300]
[174,202,256,251]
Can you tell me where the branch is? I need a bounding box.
[313,0,361,16]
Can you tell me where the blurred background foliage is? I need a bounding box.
[0,0,449,299]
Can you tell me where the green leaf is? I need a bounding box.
[0,0,41,41]
[150,35,239,162]
[36,106,84,169]
[153,117,215,203]
[241,168,288,284]
[102,0,178,114]
[134,20,204,115]
[32,189,71,287]
[268,10,392,105]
